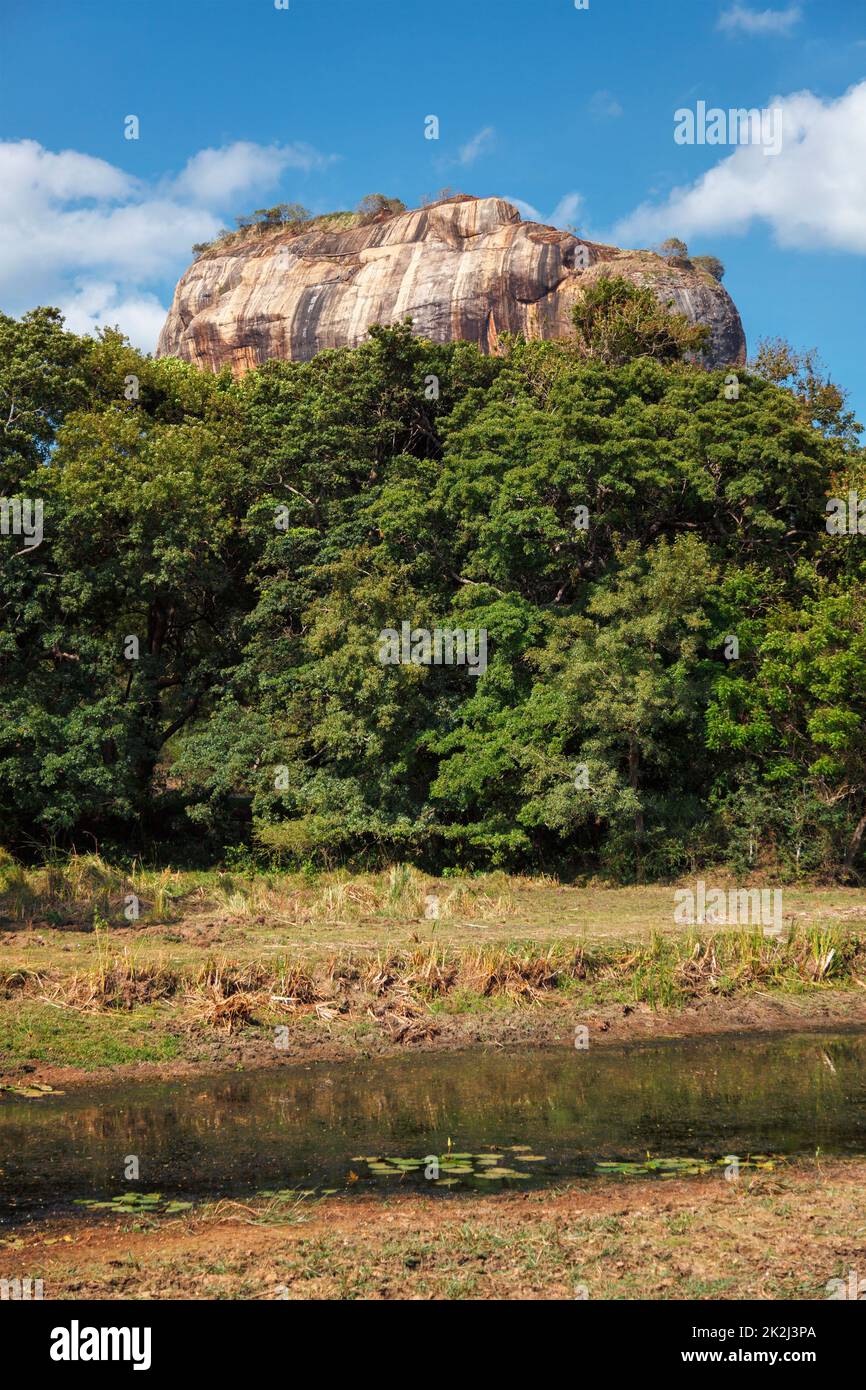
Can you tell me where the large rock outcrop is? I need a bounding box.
[157,196,746,374]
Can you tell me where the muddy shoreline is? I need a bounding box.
[5,988,866,1093]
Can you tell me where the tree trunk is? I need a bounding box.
[629,739,644,881]
[843,807,866,877]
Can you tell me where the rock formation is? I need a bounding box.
[157,196,746,374]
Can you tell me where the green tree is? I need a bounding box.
[750,337,861,444]
[707,565,866,877]
[660,237,689,259]
[692,255,725,282]
[0,328,250,848]
[2,308,863,877]
[356,194,407,218]
[522,537,717,878]
[0,308,93,489]
[570,275,710,365]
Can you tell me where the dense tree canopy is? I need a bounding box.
[0,302,863,878]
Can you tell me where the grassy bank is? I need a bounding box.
[2,1158,863,1300]
[2,857,866,1074]
[1,913,865,1073]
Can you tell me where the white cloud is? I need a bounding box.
[717,4,802,36]
[457,126,495,167]
[0,140,136,206]
[503,193,584,230]
[612,82,866,255]
[504,197,541,220]
[57,280,169,353]
[0,137,336,353]
[549,193,583,228]
[172,140,335,203]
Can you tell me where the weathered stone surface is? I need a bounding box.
[157,196,746,374]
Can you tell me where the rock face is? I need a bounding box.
[157,196,746,374]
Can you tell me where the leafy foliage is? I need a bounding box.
[570,275,710,366]
[356,194,407,218]
[659,237,689,260]
[692,255,726,282]
[1,306,863,877]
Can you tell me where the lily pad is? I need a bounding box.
[0,1083,64,1099]
[69,1190,195,1217]
[594,1153,784,1179]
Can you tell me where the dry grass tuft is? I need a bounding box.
[189,988,259,1034]
[41,952,180,1012]
[460,946,562,1001]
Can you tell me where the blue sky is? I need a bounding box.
[1,0,864,425]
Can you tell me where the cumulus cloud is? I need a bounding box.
[57,280,170,349]
[172,140,335,202]
[0,137,336,352]
[612,82,866,255]
[717,4,802,35]
[0,141,135,206]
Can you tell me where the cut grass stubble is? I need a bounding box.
[1,926,862,1038]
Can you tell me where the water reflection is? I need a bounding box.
[1,1032,865,1220]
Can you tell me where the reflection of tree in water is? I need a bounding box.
[1,1035,863,1210]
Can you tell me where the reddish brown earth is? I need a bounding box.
[2,1160,862,1300]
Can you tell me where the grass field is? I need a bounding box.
[5,856,866,954]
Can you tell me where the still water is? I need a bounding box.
[1,1031,865,1221]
